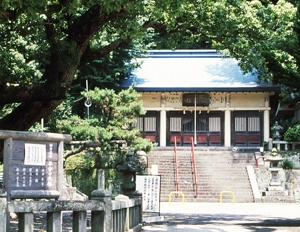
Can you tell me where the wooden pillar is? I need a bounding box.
[264,110,270,143]
[224,110,231,147]
[264,94,270,143]
[160,110,167,146]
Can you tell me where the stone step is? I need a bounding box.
[147,150,255,203]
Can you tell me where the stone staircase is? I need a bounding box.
[148,149,255,203]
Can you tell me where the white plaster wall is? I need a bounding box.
[139,93,161,107]
[231,93,265,107]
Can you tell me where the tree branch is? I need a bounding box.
[0,83,67,104]
[64,141,101,159]
[64,140,127,159]
[143,20,167,34]
[0,100,62,131]
[0,7,16,21]
[80,38,131,66]
[70,4,129,51]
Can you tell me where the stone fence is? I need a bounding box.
[265,138,300,151]
[0,130,142,232]
[0,192,142,232]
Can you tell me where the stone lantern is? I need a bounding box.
[116,151,143,198]
[265,148,284,189]
[271,121,283,141]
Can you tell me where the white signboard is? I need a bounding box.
[136,175,160,213]
[24,143,47,166]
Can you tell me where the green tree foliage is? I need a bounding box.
[1,0,300,132]
[284,124,300,141]
[58,87,154,164]
[58,87,152,195]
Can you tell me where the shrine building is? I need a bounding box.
[120,50,281,148]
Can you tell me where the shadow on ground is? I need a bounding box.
[161,213,300,225]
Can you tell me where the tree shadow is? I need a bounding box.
[154,213,300,231]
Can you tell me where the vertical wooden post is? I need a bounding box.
[73,211,87,232]
[47,211,62,232]
[19,212,34,232]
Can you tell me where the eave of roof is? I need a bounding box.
[119,50,281,92]
[132,86,281,93]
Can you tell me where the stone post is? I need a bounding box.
[91,169,112,232]
[115,194,130,231]
[0,192,7,232]
[268,138,273,151]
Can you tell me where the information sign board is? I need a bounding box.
[136,175,161,213]
[9,140,58,191]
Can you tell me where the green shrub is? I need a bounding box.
[284,124,300,142]
[281,158,294,170]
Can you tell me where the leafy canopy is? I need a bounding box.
[0,0,300,132]
[57,87,154,162]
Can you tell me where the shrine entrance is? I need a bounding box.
[168,111,224,146]
[232,111,263,147]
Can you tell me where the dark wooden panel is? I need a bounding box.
[170,135,181,143]
[210,135,221,142]
[197,135,207,143]
[145,135,156,142]
[183,135,193,143]
[235,135,247,143]
[249,135,260,142]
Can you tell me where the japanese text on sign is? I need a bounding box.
[24,143,46,166]
[136,175,160,213]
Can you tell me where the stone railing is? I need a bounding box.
[0,192,142,232]
[265,138,300,151]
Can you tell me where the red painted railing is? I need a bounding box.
[255,156,265,168]
[174,137,179,194]
[191,137,198,198]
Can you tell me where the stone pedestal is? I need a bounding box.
[91,170,112,232]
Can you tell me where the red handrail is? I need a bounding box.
[255,156,265,168]
[174,137,179,194]
[191,137,198,198]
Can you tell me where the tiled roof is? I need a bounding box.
[120,50,280,92]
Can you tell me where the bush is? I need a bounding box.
[281,158,294,170]
[284,124,300,142]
